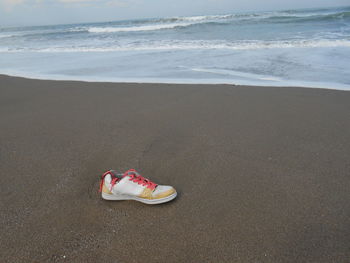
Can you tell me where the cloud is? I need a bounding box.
[1,0,25,11]
[57,0,133,9]
[3,0,24,4]
[1,0,130,7]
[106,0,130,7]
[57,0,130,7]
[0,0,132,12]
[58,0,96,2]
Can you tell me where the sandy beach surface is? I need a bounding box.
[0,74,349,263]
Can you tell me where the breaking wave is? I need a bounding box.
[88,22,193,33]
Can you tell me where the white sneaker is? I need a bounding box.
[99,169,177,205]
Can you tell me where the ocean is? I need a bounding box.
[0,6,350,90]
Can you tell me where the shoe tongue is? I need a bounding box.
[109,170,123,179]
[126,170,139,176]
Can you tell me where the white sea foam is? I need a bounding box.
[0,33,20,38]
[191,68,283,81]
[171,14,232,22]
[88,22,193,33]
[1,39,349,53]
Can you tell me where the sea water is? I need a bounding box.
[0,6,349,90]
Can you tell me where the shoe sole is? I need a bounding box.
[101,191,177,205]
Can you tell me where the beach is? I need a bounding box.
[0,74,349,262]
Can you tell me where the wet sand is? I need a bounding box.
[0,74,349,262]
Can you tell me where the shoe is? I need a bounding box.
[99,169,177,204]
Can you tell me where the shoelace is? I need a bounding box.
[123,169,157,190]
[99,169,157,192]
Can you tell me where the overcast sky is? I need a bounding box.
[0,0,349,26]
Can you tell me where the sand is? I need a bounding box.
[0,74,349,262]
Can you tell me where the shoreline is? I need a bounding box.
[1,74,349,262]
[1,73,350,91]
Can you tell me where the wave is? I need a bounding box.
[154,14,233,23]
[148,9,350,23]
[86,9,350,33]
[1,39,349,53]
[263,11,350,23]
[147,11,345,24]
[0,28,86,39]
[0,34,14,38]
[1,8,348,37]
[88,22,194,33]
[87,15,233,33]
[315,11,350,20]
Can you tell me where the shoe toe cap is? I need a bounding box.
[153,185,176,199]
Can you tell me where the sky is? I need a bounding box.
[0,0,349,26]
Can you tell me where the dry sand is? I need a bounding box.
[0,75,349,262]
